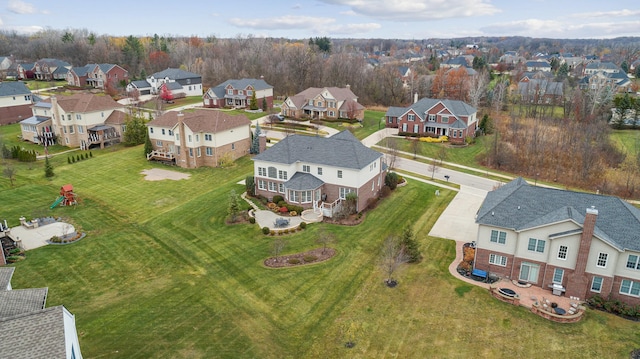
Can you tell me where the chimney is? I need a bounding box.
[258,133,267,154]
[346,84,350,89]
[414,92,418,103]
[565,206,598,300]
[177,112,188,167]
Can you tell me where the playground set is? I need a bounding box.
[50,184,78,209]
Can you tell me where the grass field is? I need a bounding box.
[1,130,639,358]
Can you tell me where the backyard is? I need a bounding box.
[0,132,639,358]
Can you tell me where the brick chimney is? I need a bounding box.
[177,112,188,167]
[565,206,598,300]
[258,133,267,154]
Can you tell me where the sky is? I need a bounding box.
[1,0,639,40]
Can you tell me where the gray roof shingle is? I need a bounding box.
[0,306,69,359]
[0,288,48,318]
[151,68,201,81]
[0,267,14,290]
[0,82,31,97]
[253,130,382,170]
[476,178,640,251]
[284,172,324,190]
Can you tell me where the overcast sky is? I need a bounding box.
[1,0,639,40]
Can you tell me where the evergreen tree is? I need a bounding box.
[249,91,258,110]
[227,190,241,223]
[478,114,494,135]
[123,114,148,146]
[245,176,255,197]
[250,122,261,154]
[400,225,421,263]
[144,130,153,155]
[44,156,54,178]
[262,97,267,112]
[68,156,71,164]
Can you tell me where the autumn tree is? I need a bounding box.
[380,235,409,287]
[227,189,241,223]
[445,67,469,101]
[3,165,16,187]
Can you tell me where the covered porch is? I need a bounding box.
[301,105,327,119]
[85,125,120,149]
[225,94,248,108]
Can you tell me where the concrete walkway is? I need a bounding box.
[9,222,75,250]
[253,210,303,231]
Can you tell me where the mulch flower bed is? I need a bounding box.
[264,247,337,268]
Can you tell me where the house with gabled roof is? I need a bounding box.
[281,86,364,121]
[33,58,72,81]
[0,81,34,125]
[474,178,640,306]
[17,62,35,80]
[147,68,203,97]
[384,97,477,144]
[20,93,126,149]
[204,78,273,109]
[252,130,386,217]
[0,267,83,359]
[68,63,128,89]
[146,109,251,168]
[518,79,564,104]
[525,61,552,72]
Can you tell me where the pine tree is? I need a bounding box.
[262,97,267,112]
[250,122,261,154]
[44,156,54,178]
[68,157,71,164]
[227,190,241,223]
[144,130,153,155]
[400,225,421,263]
[249,91,258,110]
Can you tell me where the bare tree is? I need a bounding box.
[315,226,336,254]
[467,69,489,108]
[491,81,507,115]
[385,137,399,170]
[380,235,409,287]
[409,138,421,159]
[271,238,287,263]
[3,166,16,187]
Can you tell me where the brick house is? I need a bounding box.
[384,98,477,144]
[252,130,386,217]
[67,63,129,89]
[203,78,273,109]
[19,93,126,149]
[0,81,34,125]
[146,109,251,169]
[474,177,640,306]
[280,86,364,121]
[33,58,72,81]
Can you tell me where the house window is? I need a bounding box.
[67,114,71,121]
[197,148,201,157]
[317,101,323,107]
[452,131,457,138]
[527,238,545,253]
[162,129,165,135]
[289,190,300,202]
[489,253,507,266]
[247,90,253,96]
[78,126,83,134]
[205,134,212,141]
[597,253,608,268]
[268,182,276,192]
[519,262,539,283]
[626,254,640,270]
[413,124,418,133]
[156,140,162,146]
[552,268,564,284]
[620,279,640,297]
[258,180,266,190]
[227,89,233,95]
[278,183,285,193]
[408,114,415,121]
[206,147,213,156]
[195,134,199,142]
[150,128,154,134]
[591,277,603,293]
[169,130,173,136]
[238,90,243,95]
[268,167,277,178]
[328,111,335,117]
[402,123,407,132]
[317,167,323,175]
[258,167,267,177]
[337,170,342,178]
[232,143,235,150]
[278,170,288,180]
[188,135,192,142]
[303,165,310,173]
[189,148,193,157]
[76,114,81,120]
[69,126,74,134]
[441,116,449,123]
[301,191,312,203]
[428,114,436,122]
[339,187,354,199]
[558,245,568,260]
[490,230,506,244]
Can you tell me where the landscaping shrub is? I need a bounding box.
[89,151,93,158]
[367,197,378,210]
[386,172,399,190]
[379,185,391,198]
[6,255,23,263]
[50,236,61,243]
[277,200,287,207]
[249,217,256,224]
[279,206,289,213]
[270,230,275,236]
[303,255,317,262]
[68,157,71,164]
[262,227,270,235]
[273,195,284,204]
[586,294,640,319]
[9,248,22,254]
[288,258,301,265]
[289,211,297,216]
[267,202,277,210]
[299,222,307,229]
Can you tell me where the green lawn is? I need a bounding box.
[0,123,69,155]
[383,134,491,167]
[610,129,640,154]
[319,110,385,140]
[1,144,639,358]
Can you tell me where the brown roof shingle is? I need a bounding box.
[48,93,123,113]
[148,109,250,133]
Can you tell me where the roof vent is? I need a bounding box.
[491,211,494,216]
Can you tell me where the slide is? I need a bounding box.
[50,196,65,209]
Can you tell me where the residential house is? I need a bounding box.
[0,56,13,79]
[146,109,251,169]
[0,267,83,359]
[441,56,470,69]
[126,80,153,96]
[281,86,364,121]
[518,79,564,104]
[397,66,412,87]
[0,81,34,125]
[203,78,274,109]
[17,63,35,80]
[525,61,552,72]
[147,68,203,97]
[474,178,640,307]
[579,70,631,93]
[252,130,386,217]
[584,61,620,76]
[384,97,477,144]
[33,58,72,81]
[67,64,128,89]
[20,93,126,149]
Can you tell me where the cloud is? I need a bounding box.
[570,9,640,19]
[479,18,640,39]
[1,25,43,34]
[7,0,36,14]
[319,0,500,21]
[229,15,335,30]
[292,3,302,10]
